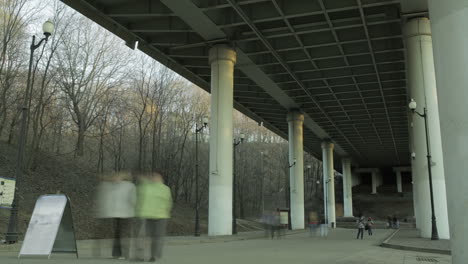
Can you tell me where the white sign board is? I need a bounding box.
[0,177,16,208]
[280,211,289,225]
[19,195,78,258]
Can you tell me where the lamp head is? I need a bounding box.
[202,116,209,127]
[293,158,297,164]
[307,164,312,169]
[408,99,417,112]
[42,20,54,39]
[316,180,320,184]
[240,133,245,141]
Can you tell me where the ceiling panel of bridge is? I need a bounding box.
[63,0,409,167]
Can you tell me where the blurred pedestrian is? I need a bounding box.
[366,217,374,236]
[95,171,136,259]
[319,218,328,237]
[392,215,400,229]
[356,215,365,240]
[271,210,281,239]
[308,211,319,236]
[136,171,173,262]
[262,211,272,238]
[386,215,392,229]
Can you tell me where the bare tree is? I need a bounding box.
[54,17,128,156]
[0,0,30,136]
[27,3,76,168]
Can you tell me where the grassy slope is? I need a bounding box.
[0,141,211,239]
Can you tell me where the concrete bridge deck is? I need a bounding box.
[0,229,451,264]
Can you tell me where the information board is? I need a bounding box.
[19,195,78,258]
[280,211,289,225]
[0,176,16,208]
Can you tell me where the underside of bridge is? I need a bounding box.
[53,1,468,261]
[61,0,414,168]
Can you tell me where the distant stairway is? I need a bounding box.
[336,217,416,229]
[377,184,399,194]
[346,184,415,224]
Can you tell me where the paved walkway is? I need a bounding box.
[381,228,451,255]
[0,229,452,264]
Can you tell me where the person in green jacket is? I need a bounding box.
[136,171,172,262]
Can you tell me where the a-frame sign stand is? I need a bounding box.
[19,194,78,259]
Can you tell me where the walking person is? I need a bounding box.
[366,217,374,236]
[271,210,281,239]
[136,171,173,262]
[356,215,365,240]
[386,215,392,229]
[94,171,136,259]
[319,218,328,237]
[308,211,319,237]
[392,215,399,229]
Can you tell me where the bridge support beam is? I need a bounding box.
[371,169,382,194]
[342,158,353,217]
[321,141,335,228]
[287,111,305,230]
[396,171,402,193]
[429,0,468,260]
[403,17,450,239]
[208,44,236,236]
[393,167,410,193]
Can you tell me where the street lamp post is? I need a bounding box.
[286,159,296,230]
[194,116,208,237]
[5,20,54,244]
[232,133,245,235]
[260,151,264,214]
[306,164,312,200]
[408,99,439,240]
[315,179,325,222]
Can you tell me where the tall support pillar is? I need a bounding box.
[396,171,403,193]
[371,170,379,194]
[321,141,335,228]
[428,0,468,260]
[208,45,236,236]
[403,17,450,239]
[342,158,353,217]
[287,111,305,230]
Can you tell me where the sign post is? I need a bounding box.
[19,194,78,259]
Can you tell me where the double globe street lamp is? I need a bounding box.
[408,98,439,240]
[6,20,54,244]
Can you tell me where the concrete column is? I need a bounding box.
[342,158,353,217]
[287,111,305,230]
[403,17,450,239]
[396,171,402,193]
[321,141,335,228]
[428,1,468,261]
[377,172,383,188]
[208,45,236,236]
[371,170,378,194]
